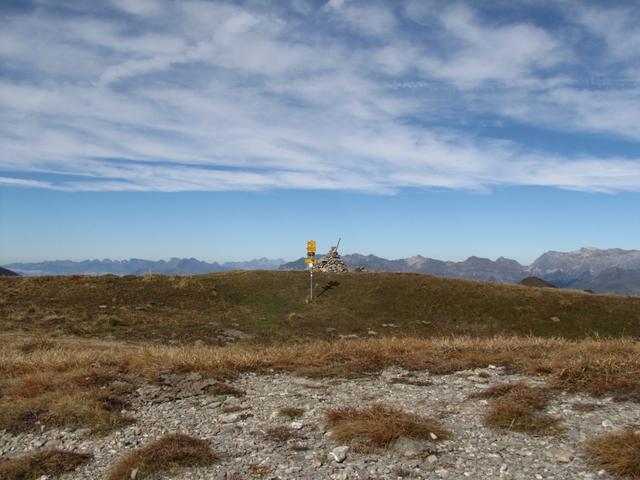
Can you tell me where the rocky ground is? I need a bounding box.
[2,366,639,480]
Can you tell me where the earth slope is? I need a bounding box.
[0,267,18,276]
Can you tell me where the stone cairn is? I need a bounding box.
[315,246,349,273]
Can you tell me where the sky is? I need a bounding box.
[1,0,640,264]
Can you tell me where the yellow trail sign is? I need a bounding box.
[306,240,316,253]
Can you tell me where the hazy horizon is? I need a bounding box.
[4,242,638,267]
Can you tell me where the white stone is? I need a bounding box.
[329,445,349,463]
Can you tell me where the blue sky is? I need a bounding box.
[1,0,640,264]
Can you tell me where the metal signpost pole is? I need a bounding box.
[306,240,316,303]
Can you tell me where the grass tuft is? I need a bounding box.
[586,427,640,479]
[479,383,562,435]
[0,449,92,480]
[469,382,528,399]
[0,388,133,434]
[571,402,603,412]
[325,404,449,449]
[265,426,300,443]
[0,365,135,434]
[207,382,245,397]
[16,337,55,354]
[106,434,219,480]
[278,407,304,419]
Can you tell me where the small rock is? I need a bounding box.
[219,413,242,423]
[550,316,560,322]
[601,420,613,428]
[393,436,427,458]
[427,454,438,464]
[130,468,139,479]
[554,450,573,463]
[289,422,304,430]
[329,445,349,463]
[429,432,438,440]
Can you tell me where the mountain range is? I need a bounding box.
[280,247,640,296]
[4,257,284,276]
[4,248,639,295]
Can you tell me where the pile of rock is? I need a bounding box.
[315,247,349,273]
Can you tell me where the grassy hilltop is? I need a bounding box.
[1,271,640,480]
[1,270,639,344]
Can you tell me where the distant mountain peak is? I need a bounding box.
[405,255,427,267]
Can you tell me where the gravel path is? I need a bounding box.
[2,366,639,479]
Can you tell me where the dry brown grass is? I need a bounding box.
[16,337,55,354]
[468,382,527,399]
[389,377,433,387]
[0,449,92,480]
[0,390,134,434]
[278,407,304,418]
[264,426,300,443]
[1,334,639,433]
[325,404,449,449]
[586,427,640,479]
[571,402,603,412]
[249,463,273,477]
[0,364,135,433]
[207,382,245,397]
[549,356,640,402]
[106,434,219,480]
[477,382,562,434]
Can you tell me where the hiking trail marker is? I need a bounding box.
[306,240,316,302]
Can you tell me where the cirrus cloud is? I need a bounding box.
[0,0,639,193]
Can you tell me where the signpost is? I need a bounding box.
[306,240,316,302]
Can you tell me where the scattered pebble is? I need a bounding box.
[1,367,637,479]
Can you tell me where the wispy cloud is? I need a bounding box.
[0,0,639,193]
